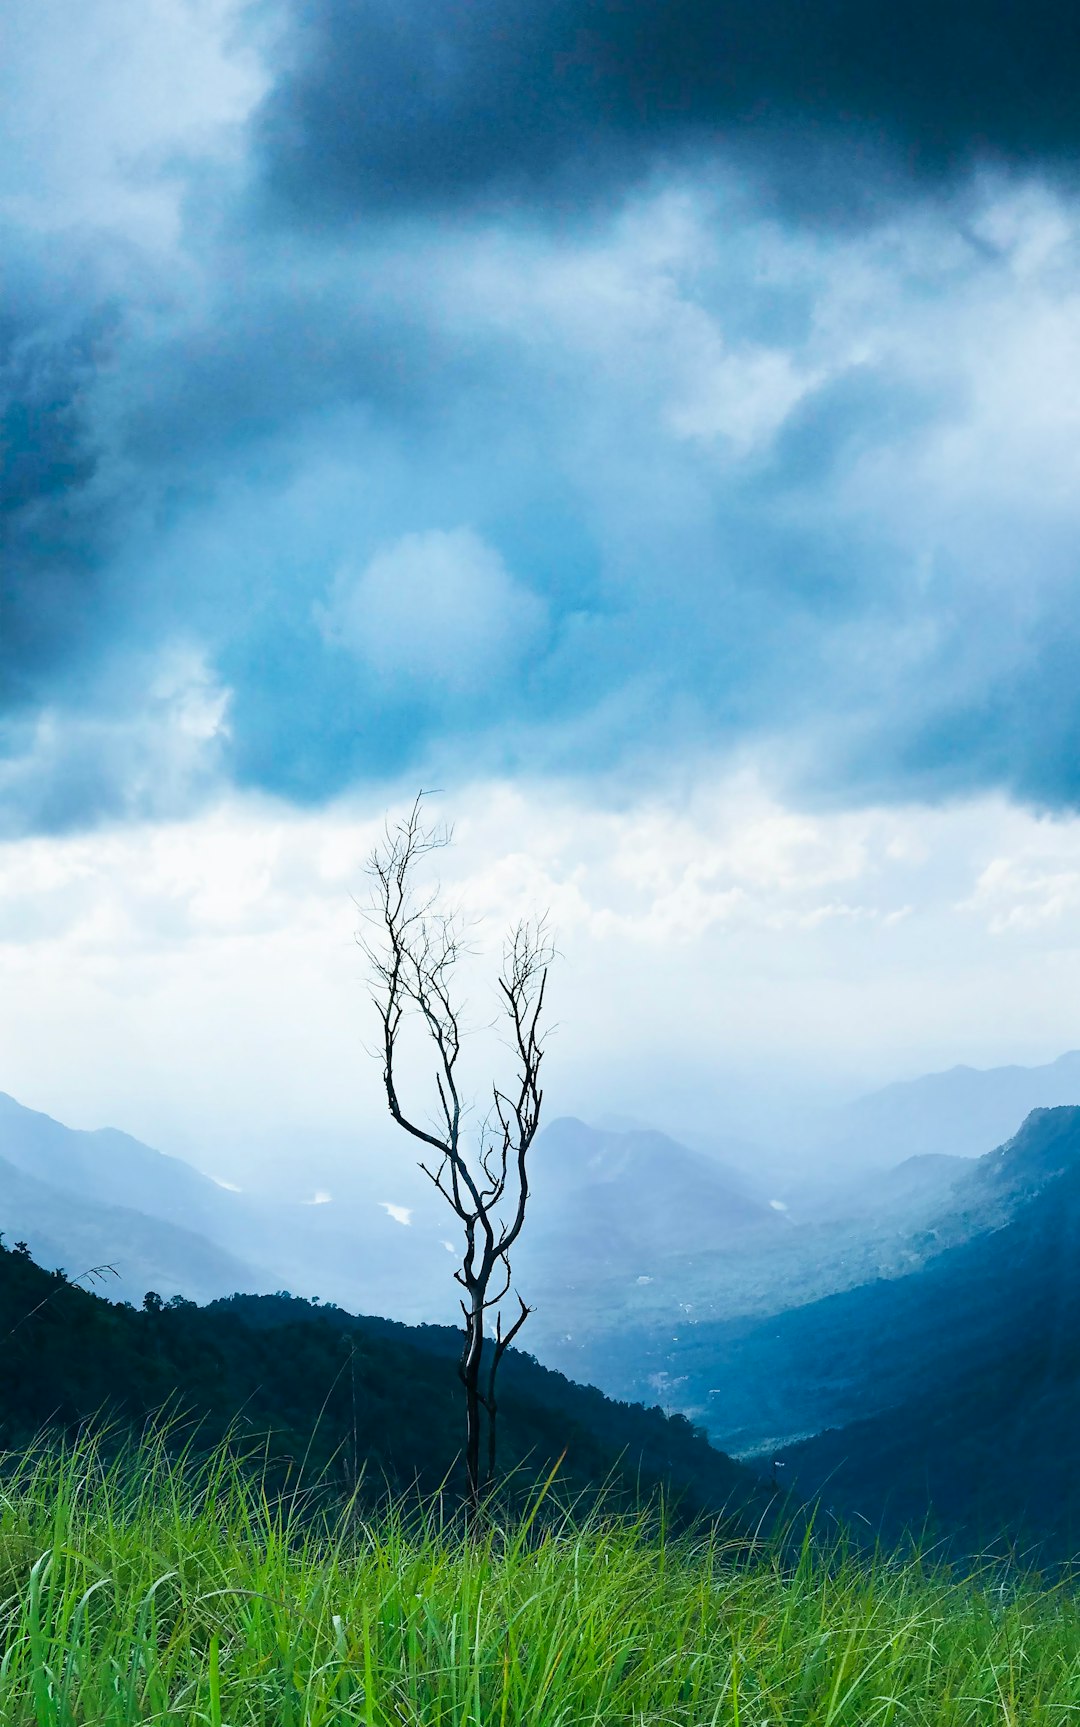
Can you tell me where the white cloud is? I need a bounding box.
[962,844,1080,934]
[2,773,1080,1183]
[0,0,263,247]
[368,175,1080,641]
[666,341,815,452]
[380,1202,413,1226]
[318,528,547,696]
[0,645,232,840]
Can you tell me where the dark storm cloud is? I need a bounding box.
[113,266,460,469]
[254,0,1080,219]
[0,287,119,708]
[11,0,1080,841]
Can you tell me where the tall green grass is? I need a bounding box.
[0,1431,1079,1724]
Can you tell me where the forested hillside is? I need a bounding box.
[0,1238,766,1523]
[776,1110,1080,1552]
[580,1107,1080,1456]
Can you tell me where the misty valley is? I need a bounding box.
[6,1048,1080,1562]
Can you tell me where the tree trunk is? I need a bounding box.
[459,1300,485,1512]
[485,1374,498,1490]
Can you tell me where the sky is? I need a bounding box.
[6,0,1080,1187]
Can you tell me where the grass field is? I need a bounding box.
[2,1433,1080,1725]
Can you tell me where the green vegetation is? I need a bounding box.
[0,1237,764,1522]
[12,1104,1080,1722]
[2,1431,1080,1725]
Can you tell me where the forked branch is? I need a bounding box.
[360,793,554,1510]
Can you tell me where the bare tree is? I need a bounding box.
[360,794,553,1510]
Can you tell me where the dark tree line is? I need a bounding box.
[0,1240,762,1527]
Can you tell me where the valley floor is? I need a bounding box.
[7,1434,1080,1726]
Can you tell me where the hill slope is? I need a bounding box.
[0,1092,246,1237]
[0,1091,277,1304]
[770,1109,1080,1550]
[560,1107,1080,1454]
[0,1146,267,1305]
[0,1090,460,1319]
[0,1237,767,1523]
[521,1116,782,1336]
[527,1116,777,1250]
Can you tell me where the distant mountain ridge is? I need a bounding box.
[0,1090,456,1317]
[10,1068,1080,1554]
[817,1050,1080,1169]
[773,1106,1080,1553]
[611,1103,1080,1555]
[9,1056,1080,1479]
[0,1146,262,1304]
[549,1106,1080,1459]
[0,1092,269,1304]
[526,1116,780,1256]
[0,1092,241,1237]
[519,1115,793,1357]
[0,1094,795,1329]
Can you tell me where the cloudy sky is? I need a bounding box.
[6,0,1080,1185]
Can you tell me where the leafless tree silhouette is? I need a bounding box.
[360,794,553,1510]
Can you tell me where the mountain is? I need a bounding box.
[814,1050,1080,1170]
[0,1096,792,1331]
[0,1090,461,1318]
[525,1060,1080,1359]
[772,1108,1080,1552]
[14,1075,1076,1438]
[0,1091,246,1239]
[0,1149,267,1305]
[805,1152,969,1222]
[526,1117,779,1255]
[0,1095,791,1333]
[551,1107,1080,1462]
[518,1116,787,1351]
[605,1104,1080,1554]
[524,1130,999,1383]
[0,1235,769,1527]
[0,1090,277,1303]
